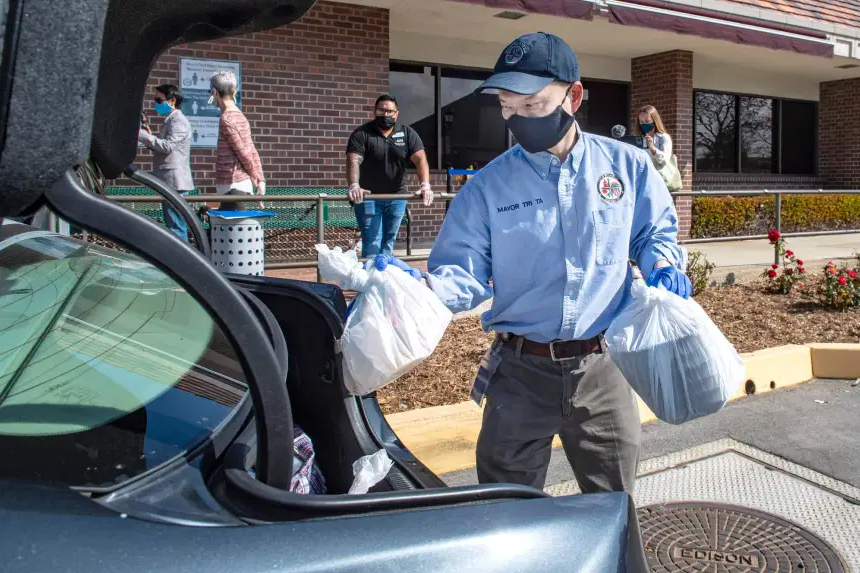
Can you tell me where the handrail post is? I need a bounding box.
[774,192,782,265]
[406,206,413,256]
[446,168,453,214]
[316,194,326,283]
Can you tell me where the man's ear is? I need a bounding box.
[568,82,585,114]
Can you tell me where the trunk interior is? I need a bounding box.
[228,274,443,494]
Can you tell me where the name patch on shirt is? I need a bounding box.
[392,131,406,147]
[597,173,624,202]
[496,197,544,214]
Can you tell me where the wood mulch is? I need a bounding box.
[377,277,860,415]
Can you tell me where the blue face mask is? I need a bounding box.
[155,102,173,116]
[640,122,655,134]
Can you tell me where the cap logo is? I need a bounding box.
[504,41,530,65]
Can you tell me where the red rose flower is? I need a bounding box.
[767,270,777,278]
[772,264,779,270]
[839,276,848,286]
[799,267,806,273]
[767,229,781,243]
[849,271,859,280]
[786,250,794,257]
[828,260,835,266]
[798,283,805,289]
[796,259,803,266]
[829,268,837,275]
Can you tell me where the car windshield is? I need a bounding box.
[0,224,248,489]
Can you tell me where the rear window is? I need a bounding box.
[0,226,248,488]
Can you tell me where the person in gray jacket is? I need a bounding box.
[138,84,194,241]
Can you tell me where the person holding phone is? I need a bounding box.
[637,105,673,170]
[138,84,194,241]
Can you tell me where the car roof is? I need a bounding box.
[0,0,316,218]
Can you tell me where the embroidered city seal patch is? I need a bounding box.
[597,173,624,202]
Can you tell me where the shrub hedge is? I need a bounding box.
[691,195,860,239]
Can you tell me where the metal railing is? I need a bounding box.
[106,187,860,276]
[672,189,860,264]
[107,192,457,280]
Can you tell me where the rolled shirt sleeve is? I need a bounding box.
[629,154,684,274]
[426,183,493,313]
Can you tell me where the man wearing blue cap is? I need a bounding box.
[375,32,691,493]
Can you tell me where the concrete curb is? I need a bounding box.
[386,343,860,476]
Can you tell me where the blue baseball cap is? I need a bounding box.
[477,32,580,95]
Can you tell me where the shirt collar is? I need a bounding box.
[520,122,587,179]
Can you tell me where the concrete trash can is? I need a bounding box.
[208,210,275,276]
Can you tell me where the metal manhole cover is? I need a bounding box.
[637,502,849,573]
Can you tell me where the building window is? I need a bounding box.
[781,100,817,175]
[389,63,438,169]
[389,63,507,170]
[390,62,632,169]
[695,92,737,173]
[440,68,507,170]
[577,80,631,138]
[694,90,817,175]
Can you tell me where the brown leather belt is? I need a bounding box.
[498,333,603,362]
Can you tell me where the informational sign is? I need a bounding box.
[179,58,242,148]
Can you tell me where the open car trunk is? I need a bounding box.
[228,274,446,494]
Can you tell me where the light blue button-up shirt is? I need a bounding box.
[426,126,683,343]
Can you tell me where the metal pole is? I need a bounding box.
[406,206,413,256]
[47,211,57,233]
[316,194,326,283]
[446,169,453,214]
[774,192,782,265]
[82,230,88,242]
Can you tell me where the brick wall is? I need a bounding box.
[820,77,860,190]
[631,50,694,239]
[130,1,389,190]
[693,174,823,190]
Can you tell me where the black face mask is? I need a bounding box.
[375,115,396,129]
[507,90,575,154]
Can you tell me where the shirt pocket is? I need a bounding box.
[593,209,629,266]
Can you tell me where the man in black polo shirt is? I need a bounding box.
[346,94,433,257]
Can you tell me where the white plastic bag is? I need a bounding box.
[316,245,453,396]
[348,449,394,495]
[605,278,745,425]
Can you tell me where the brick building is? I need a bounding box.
[133,0,860,254]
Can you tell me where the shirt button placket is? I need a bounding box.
[559,166,577,336]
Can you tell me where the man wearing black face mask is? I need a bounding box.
[373,33,692,494]
[345,94,432,258]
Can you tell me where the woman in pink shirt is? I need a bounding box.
[209,70,265,210]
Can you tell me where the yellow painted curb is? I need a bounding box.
[386,343,856,476]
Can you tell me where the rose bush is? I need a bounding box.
[761,229,805,295]
[811,260,860,310]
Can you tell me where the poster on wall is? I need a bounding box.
[179,58,242,148]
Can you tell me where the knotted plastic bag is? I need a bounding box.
[316,245,452,396]
[605,277,745,425]
[348,449,394,495]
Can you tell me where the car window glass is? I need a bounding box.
[0,227,248,488]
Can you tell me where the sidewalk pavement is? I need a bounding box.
[265,233,860,285]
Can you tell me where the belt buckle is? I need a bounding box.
[549,340,572,363]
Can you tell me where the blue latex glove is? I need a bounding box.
[365,254,422,280]
[646,266,693,300]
